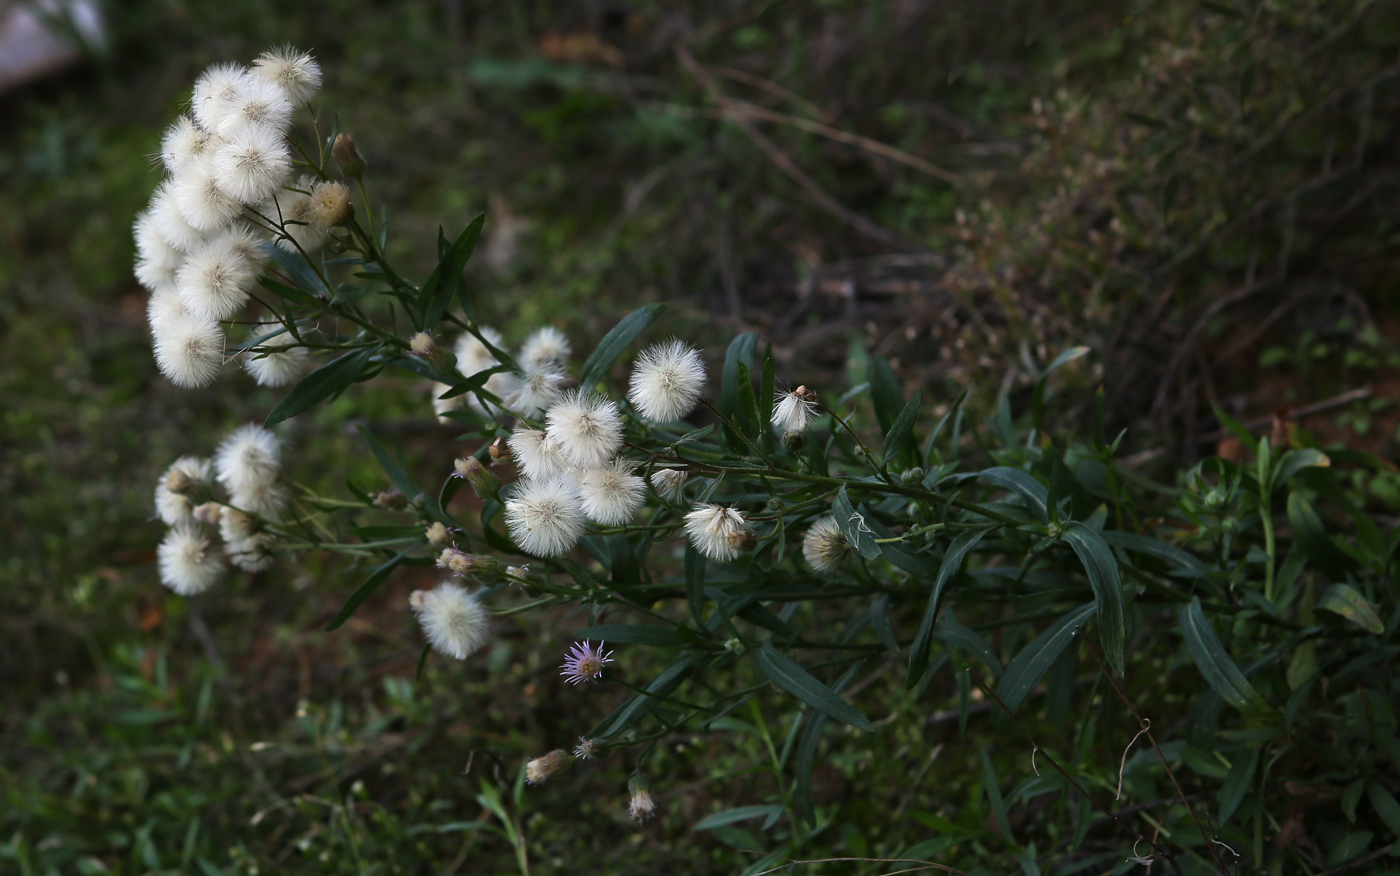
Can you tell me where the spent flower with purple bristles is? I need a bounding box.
[560,640,614,685]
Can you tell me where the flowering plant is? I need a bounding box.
[133,47,1399,873]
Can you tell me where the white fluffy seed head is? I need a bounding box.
[251,46,322,106]
[191,62,250,132]
[577,459,645,525]
[214,73,293,137]
[155,456,212,525]
[628,339,706,422]
[172,153,244,233]
[157,522,224,595]
[241,328,307,387]
[219,507,275,572]
[149,180,207,252]
[684,504,751,562]
[503,363,567,419]
[545,390,624,469]
[134,210,184,291]
[649,468,688,502]
[160,114,211,174]
[214,423,281,500]
[153,311,224,388]
[308,180,352,229]
[520,326,571,371]
[146,284,187,331]
[802,515,852,572]
[772,387,819,434]
[410,582,489,660]
[212,124,291,204]
[176,229,259,321]
[230,480,287,520]
[506,428,570,480]
[505,477,586,557]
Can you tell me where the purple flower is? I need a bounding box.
[560,640,614,685]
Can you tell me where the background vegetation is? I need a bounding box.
[2,0,1398,873]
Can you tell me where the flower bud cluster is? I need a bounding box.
[155,423,287,593]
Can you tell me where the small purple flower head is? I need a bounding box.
[560,640,614,685]
[574,737,600,760]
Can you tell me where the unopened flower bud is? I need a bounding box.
[436,547,498,578]
[726,528,757,554]
[506,565,530,583]
[781,431,807,452]
[374,489,407,510]
[901,466,925,485]
[627,776,656,822]
[425,521,453,546]
[453,455,501,499]
[526,749,572,785]
[488,436,509,461]
[410,332,455,377]
[332,133,367,179]
[574,737,600,760]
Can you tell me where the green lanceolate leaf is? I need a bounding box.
[882,388,922,466]
[1031,346,1090,435]
[1273,448,1330,488]
[578,303,667,390]
[573,624,683,648]
[754,641,873,731]
[998,602,1097,713]
[934,617,1003,676]
[418,213,485,327]
[265,240,332,298]
[908,526,994,687]
[795,663,861,825]
[1098,530,1208,578]
[685,543,706,626]
[981,746,1014,843]
[869,354,904,434]
[1287,492,1352,580]
[693,805,785,831]
[1180,597,1277,723]
[326,545,420,630]
[924,388,968,467]
[590,652,707,740]
[1061,522,1126,675]
[1217,746,1259,824]
[264,345,378,428]
[1317,583,1384,634]
[978,467,1049,522]
[833,486,882,561]
[720,332,760,430]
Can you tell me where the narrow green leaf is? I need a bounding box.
[1273,448,1330,488]
[982,747,1014,843]
[1061,522,1126,675]
[1367,781,1400,839]
[869,354,903,434]
[578,303,667,390]
[1217,747,1259,823]
[720,332,760,438]
[735,360,763,438]
[590,653,707,740]
[1287,492,1351,580]
[978,467,1049,521]
[1179,597,1277,723]
[574,624,683,648]
[998,602,1097,713]
[832,487,881,561]
[908,526,994,687]
[869,595,900,653]
[1211,404,1258,453]
[417,214,485,328]
[794,664,861,825]
[924,388,968,466]
[359,424,426,502]
[1098,530,1208,578]
[326,546,419,630]
[1031,346,1090,435]
[1317,584,1384,634]
[754,642,873,731]
[264,241,332,298]
[694,805,784,831]
[881,389,922,465]
[264,345,378,428]
[934,617,1003,676]
[685,543,706,626]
